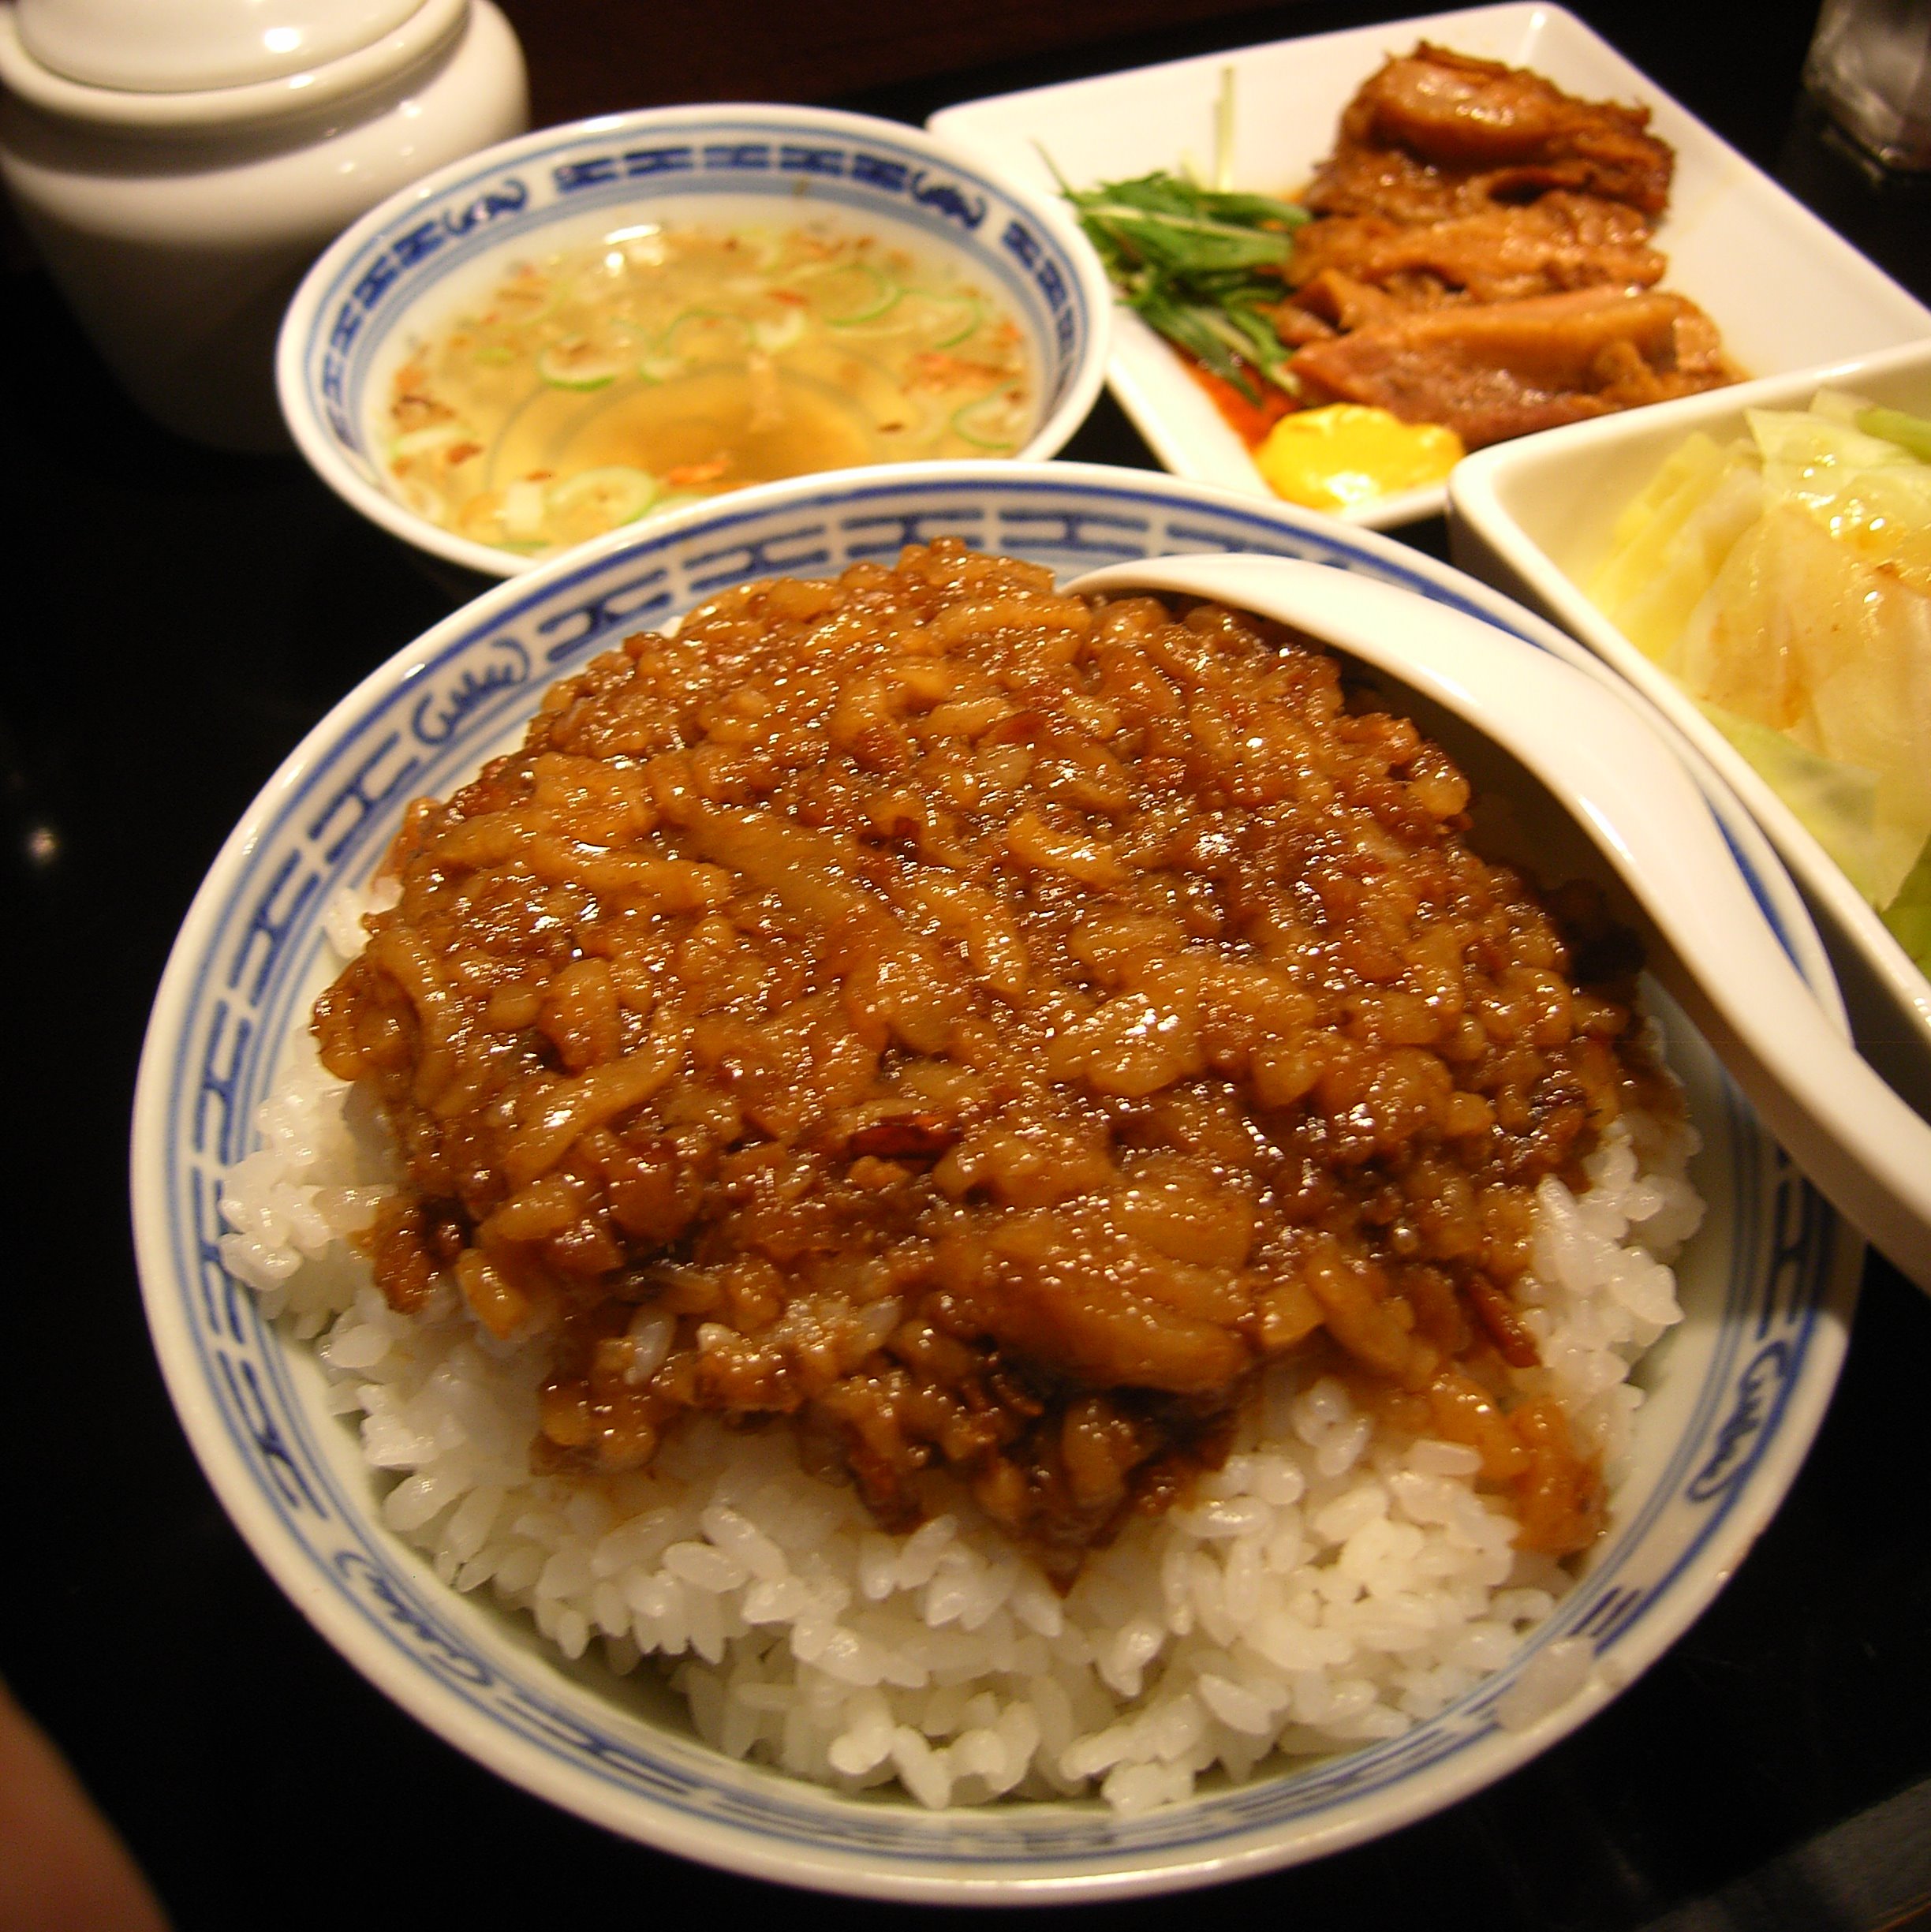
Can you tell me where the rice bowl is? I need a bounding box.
[130,462,1858,1898]
[219,1023,1701,1815]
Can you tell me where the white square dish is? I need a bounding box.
[929,2,1931,528]
[1447,338,1931,1104]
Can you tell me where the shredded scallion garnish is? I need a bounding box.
[1051,151,1308,403]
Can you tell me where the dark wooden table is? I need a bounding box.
[4,3,1929,1926]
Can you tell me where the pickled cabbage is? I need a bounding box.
[1589,391,1931,973]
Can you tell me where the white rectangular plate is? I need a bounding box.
[929,2,1931,527]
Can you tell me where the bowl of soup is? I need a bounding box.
[277,104,1111,575]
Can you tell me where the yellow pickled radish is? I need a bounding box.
[1255,405,1463,511]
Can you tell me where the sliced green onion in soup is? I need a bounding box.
[535,330,637,391]
[750,306,807,354]
[950,387,1029,451]
[792,259,900,325]
[839,286,982,349]
[918,289,984,350]
[549,465,659,528]
[641,308,757,378]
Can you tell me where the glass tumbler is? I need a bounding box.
[1803,0,1931,173]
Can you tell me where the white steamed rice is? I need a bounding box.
[217,910,1702,1816]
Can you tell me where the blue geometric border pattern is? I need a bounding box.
[145,465,1854,1878]
[297,110,1098,466]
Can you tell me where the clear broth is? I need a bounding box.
[383,222,1036,557]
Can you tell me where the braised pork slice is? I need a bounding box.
[1305,43,1677,222]
[1287,286,1729,447]
[1286,195,1667,308]
[1248,43,1735,446]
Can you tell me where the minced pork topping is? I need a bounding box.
[313,540,1653,1580]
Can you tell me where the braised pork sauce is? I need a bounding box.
[314,540,1655,1578]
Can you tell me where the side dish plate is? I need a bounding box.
[1449,337,1931,1114]
[928,2,1931,528]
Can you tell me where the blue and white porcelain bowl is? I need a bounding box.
[275,103,1111,577]
[131,462,1858,1900]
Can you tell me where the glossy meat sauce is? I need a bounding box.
[315,542,1647,1579]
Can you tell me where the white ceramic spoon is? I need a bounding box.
[1067,552,1931,1293]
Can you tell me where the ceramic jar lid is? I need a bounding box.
[14,0,422,90]
[0,0,465,127]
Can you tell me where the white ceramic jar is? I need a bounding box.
[0,0,528,450]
